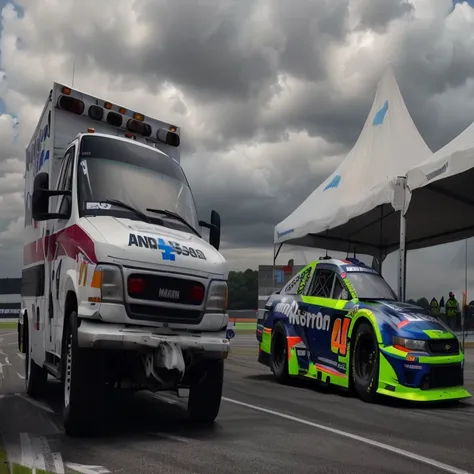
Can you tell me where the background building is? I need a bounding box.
[258,261,304,311]
[0,278,21,318]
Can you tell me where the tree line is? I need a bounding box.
[228,269,258,310]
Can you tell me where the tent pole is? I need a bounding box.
[398,210,406,301]
[272,243,283,291]
[379,205,383,275]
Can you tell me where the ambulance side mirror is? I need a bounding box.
[32,172,72,221]
[199,210,221,251]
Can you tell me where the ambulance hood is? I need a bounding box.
[85,216,227,277]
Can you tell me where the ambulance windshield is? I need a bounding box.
[77,135,199,232]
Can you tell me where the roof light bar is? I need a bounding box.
[88,105,104,121]
[156,128,180,147]
[57,95,85,115]
[107,111,123,127]
[127,118,151,137]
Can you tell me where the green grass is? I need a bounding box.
[233,329,256,335]
[233,322,256,330]
[0,321,16,330]
[0,435,9,474]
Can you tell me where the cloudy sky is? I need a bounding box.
[1,0,474,301]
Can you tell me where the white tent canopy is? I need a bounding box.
[403,119,474,250]
[274,66,432,258]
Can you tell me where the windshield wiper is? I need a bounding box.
[146,208,200,236]
[105,199,152,224]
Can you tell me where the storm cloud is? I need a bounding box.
[0,0,473,300]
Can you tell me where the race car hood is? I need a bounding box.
[83,216,227,277]
[357,299,454,339]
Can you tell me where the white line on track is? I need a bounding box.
[65,462,110,473]
[147,392,180,405]
[222,397,472,474]
[149,432,191,443]
[20,433,35,470]
[16,393,55,414]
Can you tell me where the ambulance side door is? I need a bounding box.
[50,145,76,355]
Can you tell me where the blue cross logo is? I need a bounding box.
[157,238,176,261]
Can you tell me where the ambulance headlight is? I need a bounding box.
[205,281,228,312]
[94,264,124,303]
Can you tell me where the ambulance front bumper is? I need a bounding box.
[77,320,230,358]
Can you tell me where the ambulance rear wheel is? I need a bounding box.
[270,322,291,384]
[25,320,47,398]
[62,312,105,437]
[188,359,224,424]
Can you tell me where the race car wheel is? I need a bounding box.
[62,312,105,437]
[351,321,379,403]
[188,359,224,424]
[270,322,291,384]
[25,319,48,398]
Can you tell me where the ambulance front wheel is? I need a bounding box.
[62,311,106,437]
[187,359,224,424]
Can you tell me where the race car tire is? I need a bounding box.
[62,312,106,437]
[188,359,224,424]
[351,321,379,403]
[270,322,291,384]
[25,319,48,398]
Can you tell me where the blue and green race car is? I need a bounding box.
[256,258,471,403]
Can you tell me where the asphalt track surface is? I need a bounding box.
[0,329,473,474]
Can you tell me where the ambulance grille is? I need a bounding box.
[127,304,202,325]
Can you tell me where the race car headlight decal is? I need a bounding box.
[393,336,428,352]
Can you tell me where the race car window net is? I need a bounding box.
[309,269,335,298]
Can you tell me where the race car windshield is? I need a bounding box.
[347,271,397,301]
[77,135,200,233]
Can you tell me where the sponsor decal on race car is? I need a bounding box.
[404,363,422,370]
[317,356,347,372]
[128,233,206,261]
[274,300,330,331]
[344,266,377,274]
[283,266,313,294]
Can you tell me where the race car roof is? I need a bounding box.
[274,66,432,257]
[315,258,378,274]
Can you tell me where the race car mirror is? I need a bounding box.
[226,329,235,340]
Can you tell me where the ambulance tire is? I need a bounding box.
[25,320,48,398]
[188,359,224,424]
[62,312,105,437]
[270,322,291,384]
[351,321,380,403]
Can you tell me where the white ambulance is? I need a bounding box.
[18,83,231,436]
